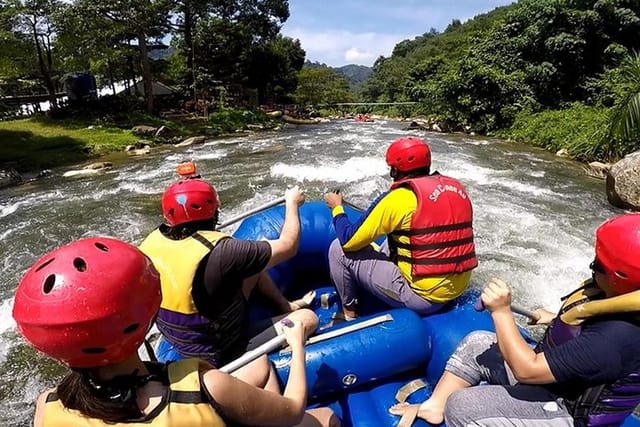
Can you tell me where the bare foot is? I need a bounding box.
[288,290,316,311]
[388,401,444,425]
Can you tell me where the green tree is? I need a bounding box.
[6,0,66,110]
[610,52,640,142]
[70,0,172,113]
[294,66,354,106]
[245,35,305,104]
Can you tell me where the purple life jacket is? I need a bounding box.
[536,286,640,426]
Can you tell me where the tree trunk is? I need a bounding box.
[183,8,196,101]
[32,22,57,111]
[137,32,154,114]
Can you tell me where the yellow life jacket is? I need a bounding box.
[42,359,226,427]
[139,230,229,314]
[559,278,640,325]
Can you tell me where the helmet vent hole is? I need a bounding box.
[190,203,202,211]
[616,271,628,279]
[408,155,415,162]
[94,242,109,252]
[82,347,106,354]
[73,257,87,272]
[35,258,55,272]
[167,208,175,217]
[123,323,140,334]
[42,274,56,294]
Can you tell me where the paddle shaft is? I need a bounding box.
[474,299,541,322]
[217,196,286,229]
[219,334,287,373]
[220,313,394,372]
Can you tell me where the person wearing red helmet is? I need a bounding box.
[140,165,318,391]
[13,237,339,427]
[324,136,477,320]
[389,213,640,427]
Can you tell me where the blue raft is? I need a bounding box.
[156,201,640,427]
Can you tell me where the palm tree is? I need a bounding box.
[609,52,640,142]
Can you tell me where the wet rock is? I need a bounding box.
[0,168,23,189]
[175,136,207,147]
[606,150,640,210]
[132,125,158,136]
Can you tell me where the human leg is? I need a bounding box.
[229,354,280,392]
[328,239,443,317]
[389,331,512,424]
[244,271,315,313]
[444,385,573,427]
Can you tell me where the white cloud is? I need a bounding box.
[284,28,408,67]
[345,47,374,64]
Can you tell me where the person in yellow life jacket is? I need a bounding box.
[12,237,339,427]
[323,136,477,320]
[389,213,640,427]
[139,165,318,391]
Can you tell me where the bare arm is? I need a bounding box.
[33,390,52,427]
[203,320,308,426]
[266,186,304,268]
[484,278,556,384]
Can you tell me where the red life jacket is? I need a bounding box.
[390,174,477,277]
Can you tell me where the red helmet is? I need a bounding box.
[595,213,640,294]
[385,137,432,172]
[12,237,161,368]
[161,179,219,227]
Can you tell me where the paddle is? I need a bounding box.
[474,299,541,323]
[217,196,287,230]
[219,334,287,373]
[332,189,365,212]
[219,313,395,372]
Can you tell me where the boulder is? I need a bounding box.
[83,162,113,170]
[175,135,207,147]
[583,161,611,180]
[606,150,640,210]
[0,168,23,189]
[63,162,113,178]
[132,125,158,136]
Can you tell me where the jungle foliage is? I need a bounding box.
[363,0,640,162]
[0,0,307,116]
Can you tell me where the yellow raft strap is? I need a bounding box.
[397,405,420,427]
[394,378,428,427]
[321,292,331,309]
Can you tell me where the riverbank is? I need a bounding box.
[0,110,280,174]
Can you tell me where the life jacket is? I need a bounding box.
[536,279,640,426]
[42,359,226,427]
[389,174,477,278]
[139,230,246,367]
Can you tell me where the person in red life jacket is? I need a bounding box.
[323,136,477,320]
[13,237,339,427]
[140,164,318,392]
[389,213,640,427]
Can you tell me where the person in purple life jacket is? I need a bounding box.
[389,213,640,427]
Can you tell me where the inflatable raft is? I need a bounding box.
[154,201,640,427]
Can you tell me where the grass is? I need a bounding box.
[0,106,282,174]
[0,117,139,172]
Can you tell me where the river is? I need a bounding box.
[0,119,621,425]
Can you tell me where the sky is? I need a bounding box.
[281,0,515,68]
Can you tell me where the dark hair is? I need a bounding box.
[162,211,219,240]
[391,166,431,181]
[57,370,143,422]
